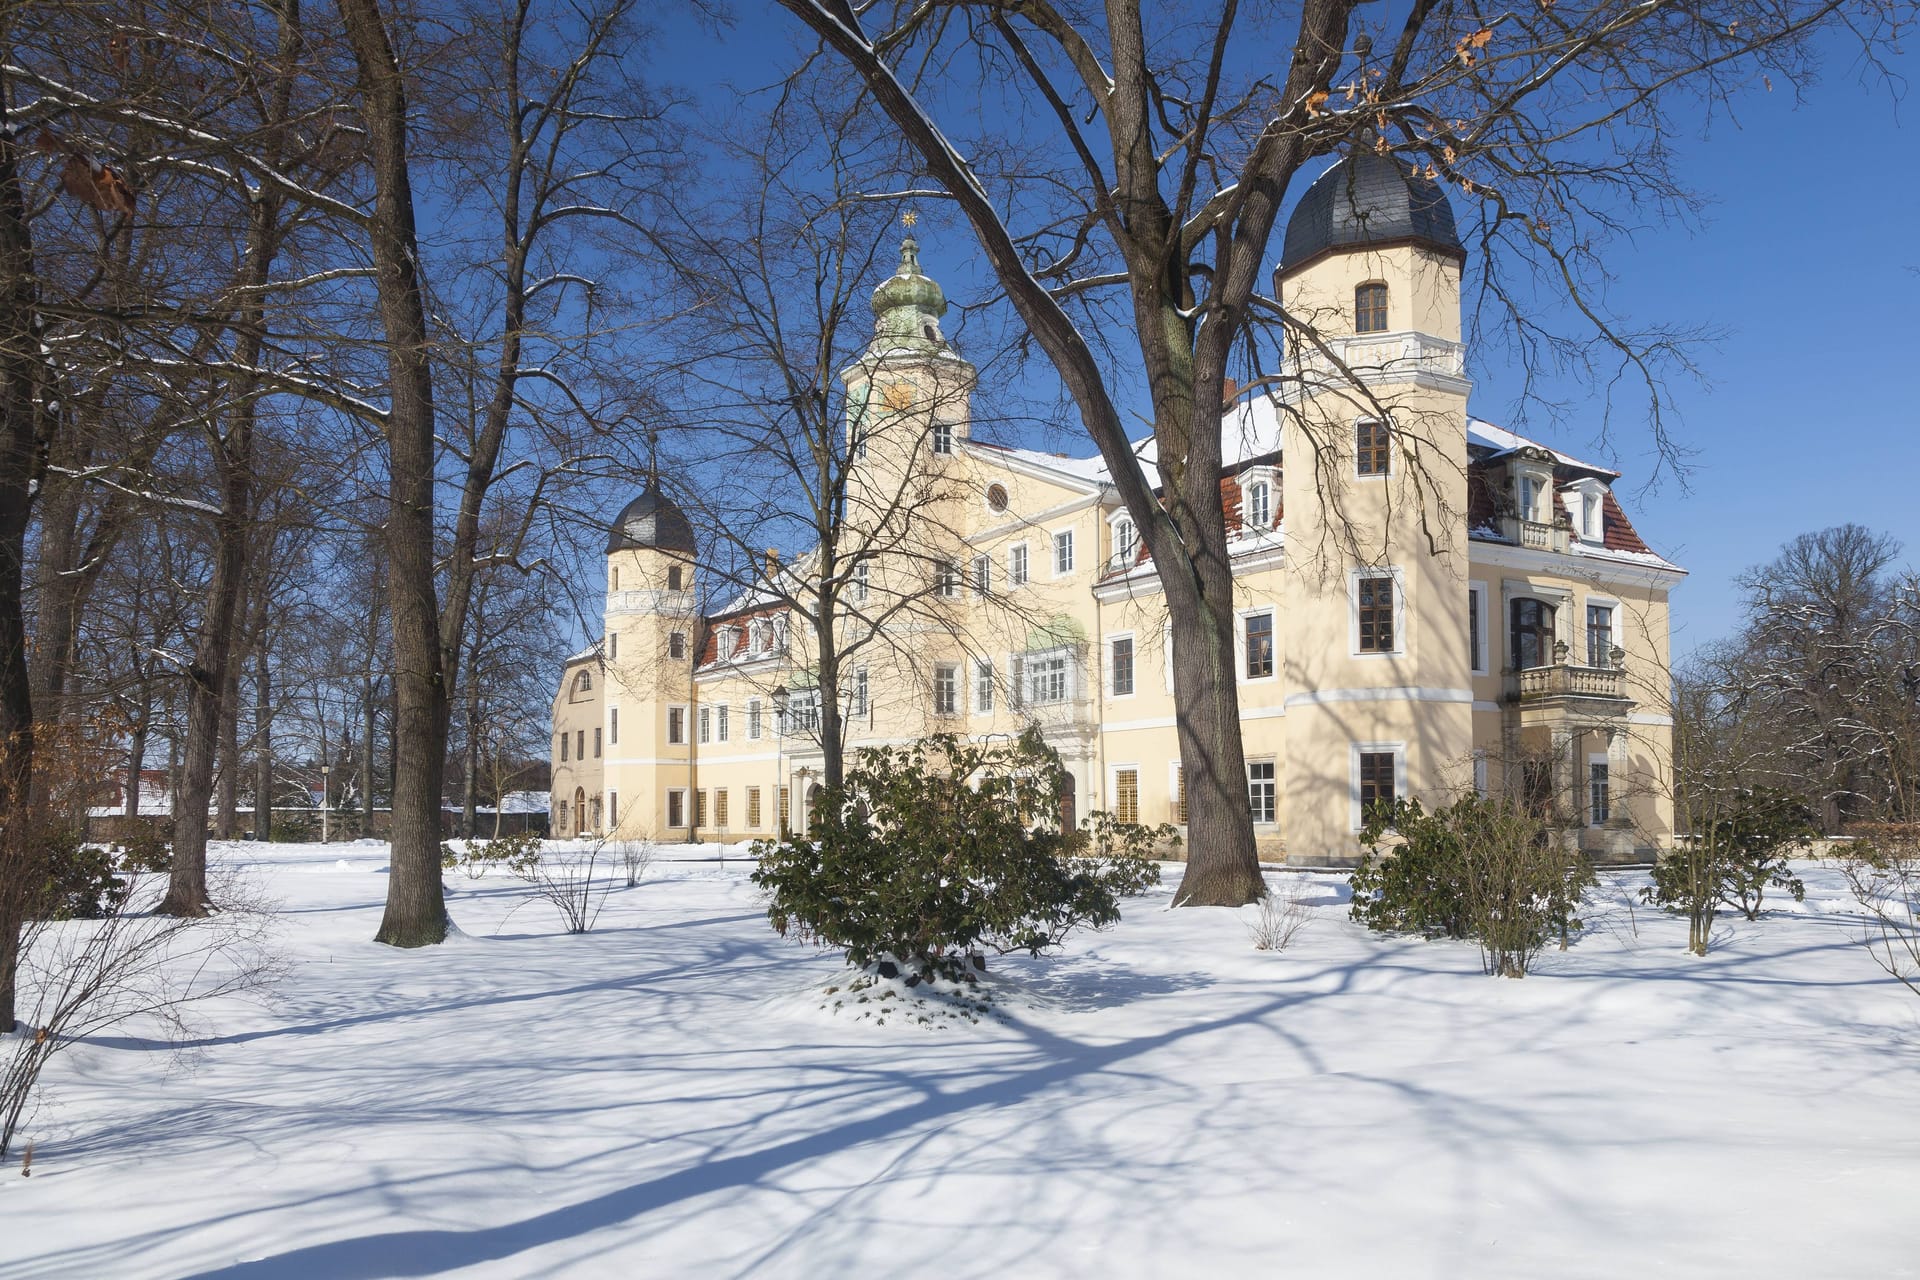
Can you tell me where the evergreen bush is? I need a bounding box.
[1350,794,1595,977]
[752,731,1164,982]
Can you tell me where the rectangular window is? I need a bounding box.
[1173,763,1187,823]
[934,662,959,716]
[1009,543,1029,586]
[1590,762,1610,826]
[717,705,729,743]
[667,706,687,745]
[1357,576,1395,653]
[1248,761,1276,824]
[1587,604,1615,668]
[610,707,619,745]
[747,786,762,829]
[1244,611,1275,679]
[851,561,869,604]
[693,790,707,827]
[1473,752,1489,798]
[852,668,869,719]
[669,631,687,660]
[715,789,729,828]
[698,705,711,745]
[1359,750,1397,818]
[610,633,617,661]
[1026,650,1070,705]
[1010,654,1025,710]
[1052,529,1075,575]
[932,420,953,454]
[608,791,618,825]
[1111,636,1135,697]
[668,566,684,591]
[1114,769,1139,825]
[560,733,569,763]
[972,553,991,598]
[1357,420,1390,476]
[577,730,585,761]
[1468,585,1486,674]
[937,560,959,598]
[778,786,791,835]
[667,789,686,828]
[975,659,995,713]
[593,727,601,758]
[747,699,762,740]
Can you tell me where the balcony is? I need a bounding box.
[1500,514,1571,554]
[1503,659,1631,712]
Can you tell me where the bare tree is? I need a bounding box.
[772,0,1908,905]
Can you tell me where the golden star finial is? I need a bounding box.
[902,209,919,229]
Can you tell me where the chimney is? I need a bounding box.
[1221,377,1241,408]
[764,547,780,580]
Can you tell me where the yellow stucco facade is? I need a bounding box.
[550,170,1683,865]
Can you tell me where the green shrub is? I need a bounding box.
[1644,786,1812,952]
[36,828,130,921]
[119,827,173,874]
[1351,794,1595,977]
[442,831,543,879]
[752,731,1163,982]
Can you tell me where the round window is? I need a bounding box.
[986,483,1009,512]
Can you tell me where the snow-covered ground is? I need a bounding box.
[3,841,1917,1279]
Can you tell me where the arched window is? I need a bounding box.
[574,670,593,694]
[1510,598,1556,671]
[1244,481,1271,530]
[1355,282,1389,334]
[1114,518,1137,563]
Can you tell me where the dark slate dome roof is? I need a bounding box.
[1279,151,1463,274]
[606,482,696,555]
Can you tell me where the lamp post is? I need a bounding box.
[320,764,332,844]
[771,686,790,838]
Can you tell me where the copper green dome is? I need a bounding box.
[870,238,948,347]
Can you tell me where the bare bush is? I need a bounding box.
[616,829,658,889]
[2,864,282,1162]
[1248,876,1314,953]
[1843,826,1920,999]
[513,839,613,935]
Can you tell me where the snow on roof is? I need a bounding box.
[485,791,550,815]
[1466,418,1618,477]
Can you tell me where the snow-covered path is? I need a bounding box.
[2,842,1915,1279]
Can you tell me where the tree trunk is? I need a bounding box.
[253,608,272,841]
[0,106,49,1033]
[340,0,451,946]
[126,709,148,819]
[215,654,242,839]
[462,681,479,838]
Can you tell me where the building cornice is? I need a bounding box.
[1469,537,1687,590]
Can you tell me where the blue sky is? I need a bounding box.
[654,12,1920,654]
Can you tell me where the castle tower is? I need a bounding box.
[600,479,700,835]
[1273,150,1476,858]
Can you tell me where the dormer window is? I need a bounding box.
[1244,481,1271,529]
[1566,478,1608,542]
[1518,475,1541,522]
[1355,282,1389,334]
[574,670,593,695]
[1111,515,1138,565]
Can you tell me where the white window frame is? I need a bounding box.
[609,706,619,745]
[1566,477,1608,542]
[1106,508,1138,568]
[1584,595,1620,668]
[698,705,711,745]
[747,698,762,741]
[1355,416,1392,479]
[1472,750,1490,798]
[1239,464,1278,530]
[850,561,869,605]
[974,659,995,714]
[931,419,953,454]
[933,661,960,717]
[1108,631,1136,699]
[610,632,618,661]
[1246,758,1278,825]
[1348,566,1408,659]
[1008,541,1030,587]
[971,553,991,599]
[1022,645,1075,706]
[667,705,688,746]
[1051,527,1076,578]
[1237,605,1278,683]
[716,703,730,743]
[936,559,960,599]
[1468,580,1491,676]
[667,788,687,829]
[851,667,869,719]
[1109,763,1142,825]
[1588,753,1612,826]
[1350,741,1408,832]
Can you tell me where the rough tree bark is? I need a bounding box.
[339,0,452,946]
